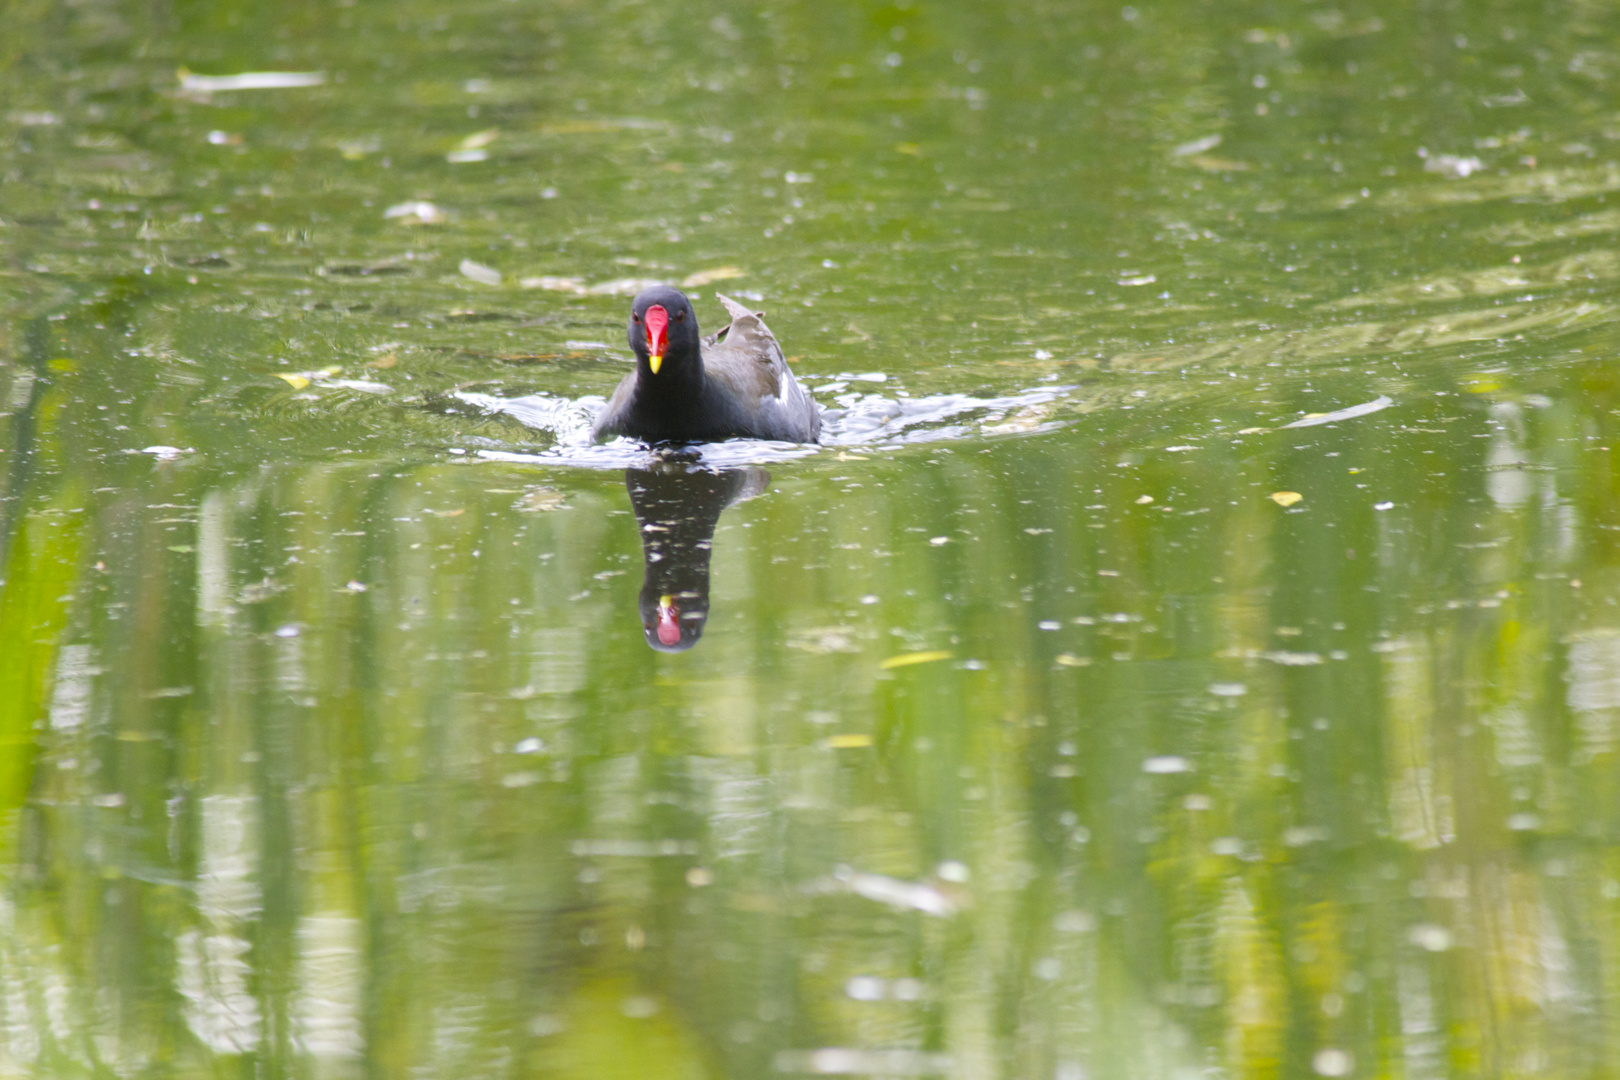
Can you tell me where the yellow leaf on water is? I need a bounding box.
[826,734,873,749]
[880,650,953,670]
[458,128,499,150]
[1270,491,1303,507]
[1054,654,1092,667]
[277,374,310,389]
[1188,155,1253,172]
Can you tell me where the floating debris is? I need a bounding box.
[1420,148,1484,178]
[137,445,191,461]
[448,129,499,164]
[829,866,958,917]
[1270,491,1303,507]
[516,487,566,513]
[383,201,447,225]
[1143,756,1192,774]
[326,379,392,394]
[1262,650,1325,666]
[1171,133,1222,157]
[1281,395,1394,429]
[459,259,502,286]
[880,650,952,670]
[178,69,326,93]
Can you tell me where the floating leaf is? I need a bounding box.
[1188,155,1254,172]
[178,69,326,92]
[826,734,873,749]
[276,373,310,389]
[1171,134,1222,157]
[1280,395,1394,429]
[880,650,953,670]
[383,200,446,225]
[1270,491,1303,507]
[459,259,502,286]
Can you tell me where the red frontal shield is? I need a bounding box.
[644,305,669,368]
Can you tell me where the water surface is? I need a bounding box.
[5,0,1620,1076]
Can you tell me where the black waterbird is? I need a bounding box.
[592,287,821,444]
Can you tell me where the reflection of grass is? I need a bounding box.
[0,400,81,836]
[531,977,714,1080]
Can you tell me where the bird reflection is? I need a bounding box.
[625,459,770,652]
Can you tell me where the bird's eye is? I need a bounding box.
[675,309,686,322]
[633,313,641,322]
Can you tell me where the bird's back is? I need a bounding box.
[699,295,820,442]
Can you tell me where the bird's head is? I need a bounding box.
[628,286,700,377]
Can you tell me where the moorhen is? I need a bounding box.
[627,460,770,651]
[591,286,821,444]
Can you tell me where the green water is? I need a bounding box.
[5,0,1620,1075]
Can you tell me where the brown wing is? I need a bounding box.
[701,293,820,441]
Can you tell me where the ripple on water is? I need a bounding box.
[453,383,1077,469]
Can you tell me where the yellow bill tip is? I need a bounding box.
[649,353,663,374]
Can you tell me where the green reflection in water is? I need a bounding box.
[5,0,1620,1076]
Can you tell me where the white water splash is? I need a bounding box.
[452,382,1075,470]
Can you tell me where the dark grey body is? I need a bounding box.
[592,289,821,444]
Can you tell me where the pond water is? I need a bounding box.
[5,0,1620,1076]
